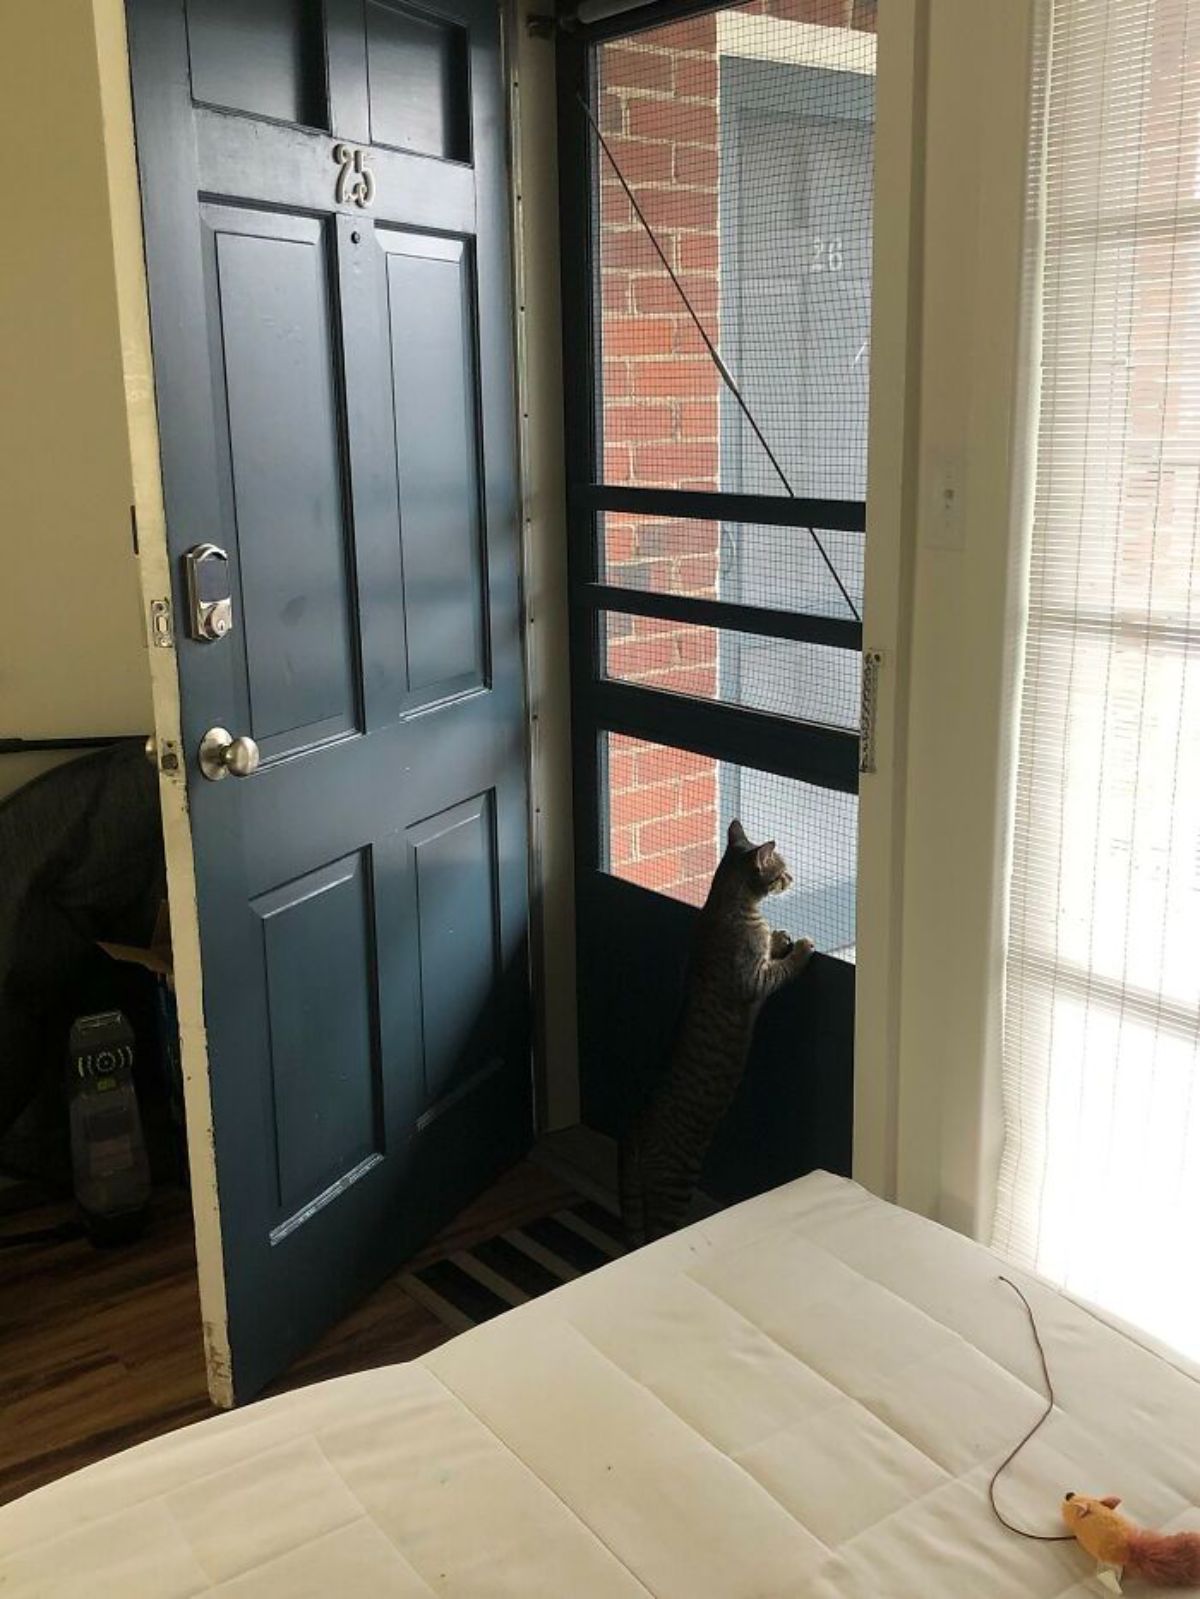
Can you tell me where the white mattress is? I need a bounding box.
[3,1171,1199,1598]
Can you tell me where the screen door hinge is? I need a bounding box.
[859,649,883,774]
[149,597,174,650]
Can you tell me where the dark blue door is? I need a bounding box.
[127,0,531,1400]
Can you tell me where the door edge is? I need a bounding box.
[91,0,233,1410]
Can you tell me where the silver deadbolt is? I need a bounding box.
[199,727,260,781]
[185,544,233,642]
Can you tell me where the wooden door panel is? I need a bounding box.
[251,850,383,1229]
[202,206,361,756]
[381,230,487,699]
[408,792,501,1111]
[366,0,472,161]
[185,0,326,127]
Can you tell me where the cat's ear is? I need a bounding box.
[754,842,776,869]
[727,819,747,847]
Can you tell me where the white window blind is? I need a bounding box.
[994,0,1200,1359]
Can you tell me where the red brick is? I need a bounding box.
[611,824,637,866]
[632,274,717,320]
[664,665,717,697]
[633,186,714,234]
[681,773,716,811]
[609,750,636,792]
[602,45,675,94]
[608,634,680,676]
[676,553,718,591]
[631,358,713,398]
[603,316,675,358]
[605,402,675,442]
[604,442,633,482]
[627,612,677,640]
[650,14,717,52]
[601,228,655,272]
[674,143,718,187]
[634,521,685,558]
[679,841,719,880]
[679,233,719,272]
[602,273,631,316]
[787,0,852,20]
[635,747,711,784]
[603,358,631,398]
[674,56,718,101]
[603,525,636,565]
[633,442,717,480]
[627,97,716,147]
[611,778,681,825]
[680,399,718,437]
[641,807,716,855]
[620,854,684,891]
[676,632,717,671]
[599,136,674,186]
[599,189,634,230]
[599,90,624,134]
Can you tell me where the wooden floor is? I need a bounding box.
[0,1158,578,1505]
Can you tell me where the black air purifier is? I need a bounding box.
[67,1010,151,1244]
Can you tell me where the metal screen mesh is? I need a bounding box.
[600,513,865,617]
[592,1,872,961]
[605,732,858,957]
[604,614,861,728]
[596,2,875,527]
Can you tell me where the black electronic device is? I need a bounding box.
[67,1010,151,1243]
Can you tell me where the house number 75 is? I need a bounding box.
[334,143,375,208]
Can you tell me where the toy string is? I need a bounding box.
[989,1275,1076,1542]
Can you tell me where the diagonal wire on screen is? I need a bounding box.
[579,92,862,626]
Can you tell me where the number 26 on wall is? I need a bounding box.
[807,235,844,272]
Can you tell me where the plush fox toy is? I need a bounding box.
[1062,1495,1200,1589]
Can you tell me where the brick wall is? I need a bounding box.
[597,1,876,905]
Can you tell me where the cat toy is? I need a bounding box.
[1060,1495,1200,1592]
[992,1277,1200,1592]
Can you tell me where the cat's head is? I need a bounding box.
[725,819,794,898]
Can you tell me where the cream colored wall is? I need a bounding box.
[855,0,1038,1238]
[0,1,151,805]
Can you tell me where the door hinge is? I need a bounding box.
[859,649,883,774]
[149,597,174,649]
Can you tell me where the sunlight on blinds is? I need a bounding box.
[993,0,1200,1359]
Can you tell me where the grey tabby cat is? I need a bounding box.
[619,819,814,1247]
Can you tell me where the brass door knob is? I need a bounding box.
[198,727,260,781]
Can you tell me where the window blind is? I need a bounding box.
[994,0,1200,1359]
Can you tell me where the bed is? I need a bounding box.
[3,1171,1199,1597]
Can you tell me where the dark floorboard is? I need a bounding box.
[0,1159,577,1504]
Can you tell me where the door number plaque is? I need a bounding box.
[334,144,375,208]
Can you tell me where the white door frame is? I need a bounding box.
[855,0,1040,1238]
[92,0,233,1405]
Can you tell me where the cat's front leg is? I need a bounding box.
[769,930,793,960]
[754,936,815,996]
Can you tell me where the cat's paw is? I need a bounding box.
[791,937,816,969]
[769,930,793,959]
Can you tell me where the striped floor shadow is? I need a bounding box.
[401,1198,626,1333]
